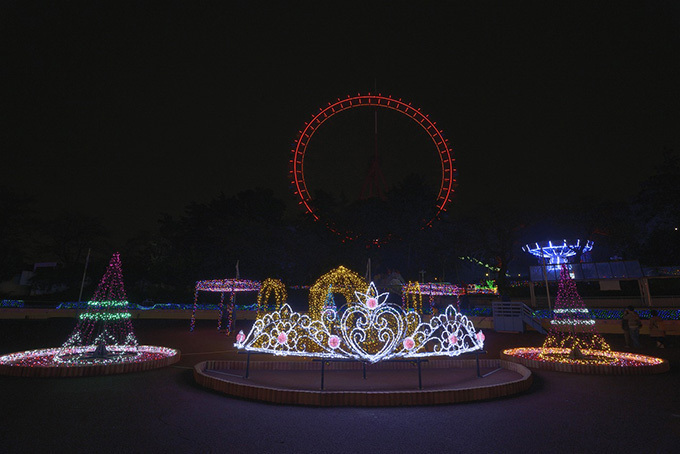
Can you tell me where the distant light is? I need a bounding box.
[522,239,594,266]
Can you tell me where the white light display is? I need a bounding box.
[550,319,596,325]
[235,282,484,363]
[0,345,177,368]
[553,308,590,314]
[551,307,595,325]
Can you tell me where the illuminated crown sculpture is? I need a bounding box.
[235,282,484,364]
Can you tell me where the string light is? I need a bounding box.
[503,347,666,367]
[217,293,225,331]
[0,300,24,308]
[322,285,338,316]
[225,293,235,335]
[290,94,456,242]
[405,282,464,314]
[401,281,423,313]
[79,311,132,321]
[469,306,679,322]
[550,308,595,325]
[504,264,640,367]
[190,278,262,333]
[549,319,596,326]
[308,266,368,319]
[468,307,493,316]
[458,256,504,274]
[236,282,484,363]
[536,264,612,362]
[57,252,140,363]
[522,239,594,266]
[0,345,178,368]
[256,278,287,317]
[196,279,261,292]
[189,287,200,332]
[553,308,590,314]
[466,281,498,295]
[503,265,666,370]
[417,283,465,297]
[0,253,179,371]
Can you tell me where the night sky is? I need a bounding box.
[3,2,679,244]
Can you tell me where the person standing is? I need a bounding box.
[649,309,666,348]
[621,312,631,348]
[622,306,642,348]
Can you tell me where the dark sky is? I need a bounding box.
[3,1,679,244]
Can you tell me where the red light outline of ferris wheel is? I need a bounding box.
[289,94,456,239]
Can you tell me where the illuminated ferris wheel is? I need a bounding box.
[289,94,456,241]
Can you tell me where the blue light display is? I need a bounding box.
[523,239,594,266]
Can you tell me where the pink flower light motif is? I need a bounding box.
[366,297,378,309]
[236,330,246,343]
[277,332,288,344]
[476,331,485,342]
[403,337,415,350]
[328,335,340,349]
[449,334,458,344]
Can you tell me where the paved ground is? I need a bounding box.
[1,318,678,453]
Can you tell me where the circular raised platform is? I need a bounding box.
[0,345,181,377]
[194,358,532,406]
[501,347,669,375]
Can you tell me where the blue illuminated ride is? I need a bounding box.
[522,239,594,267]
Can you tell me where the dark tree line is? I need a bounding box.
[1,150,678,302]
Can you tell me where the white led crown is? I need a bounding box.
[235,282,484,363]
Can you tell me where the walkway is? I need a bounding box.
[0,318,678,453]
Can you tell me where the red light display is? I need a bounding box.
[290,94,455,240]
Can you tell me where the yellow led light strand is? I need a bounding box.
[256,278,288,317]
[402,281,423,314]
[504,347,665,367]
[308,266,367,319]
